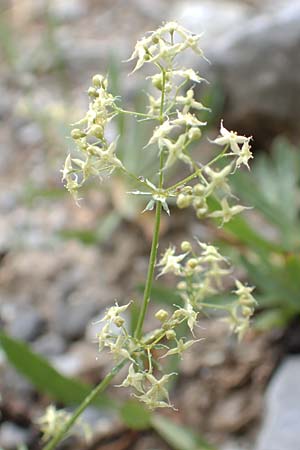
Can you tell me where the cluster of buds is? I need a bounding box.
[96,302,134,361]
[128,21,206,73]
[158,240,256,340]
[225,280,257,340]
[96,298,201,409]
[61,75,123,202]
[176,124,252,225]
[37,405,91,443]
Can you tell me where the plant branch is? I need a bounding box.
[42,359,127,450]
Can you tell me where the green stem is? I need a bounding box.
[134,68,166,340]
[134,199,162,339]
[166,144,229,193]
[42,360,126,450]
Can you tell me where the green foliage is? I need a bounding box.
[1,331,214,449]
[120,400,152,430]
[0,332,112,409]
[219,138,300,329]
[151,415,216,450]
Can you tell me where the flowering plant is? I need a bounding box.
[42,22,256,449]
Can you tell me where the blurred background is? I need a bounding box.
[1,0,300,449]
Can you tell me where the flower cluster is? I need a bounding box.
[61,75,123,203]
[56,21,257,418]
[226,280,257,339]
[175,121,253,225]
[158,240,256,340]
[94,239,256,410]
[37,405,91,443]
[128,22,206,73]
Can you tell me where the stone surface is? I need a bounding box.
[208,2,300,143]
[175,1,300,143]
[0,422,31,449]
[8,307,46,342]
[256,356,300,450]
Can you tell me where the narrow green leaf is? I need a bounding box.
[0,332,113,409]
[151,415,216,450]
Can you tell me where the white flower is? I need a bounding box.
[235,140,253,170]
[172,69,206,83]
[204,164,233,196]
[208,198,249,224]
[234,280,257,307]
[147,120,177,147]
[157,246,187,277]
[173,111,206,128]
[99,301,131,325]
[177,89,210,114]
[118,364,145,393]
[212,120,249,154]
[161,338,200,358]
[161,134,191,168]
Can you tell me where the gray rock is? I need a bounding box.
[8,307,46,342]
[208,2,300,141]
[33,332,67,356]
[0,422,30,449]
[54,301,98,341]
[175,1,300,142]
[49,0,87,22]
[256,356,300,450]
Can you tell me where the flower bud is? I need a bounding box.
[177,281,187,290]
[193,183,205,196]
[165,330,176,340]
[114,316,125,327]
[92,74,105,88]
[177,194,192,209]
[188,127,201,141]
[90,125,103,138]
[152,74,163,91]
[196,206,208,219]
[181,241,192,252]
[155,309,169,322]
[71,128,86,140]
[192,197,204,209]
[88,87,98,97]
[242,306,253,317]
[187,258,198,269]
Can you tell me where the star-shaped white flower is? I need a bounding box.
[212,120,250,154]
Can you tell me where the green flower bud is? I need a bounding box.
[188,127,201,141]
[177,193,192,209]
[193,183,205,196]
[187,258,198,269]
[71,128,86,140]
[114,316,125,327]
[165,330,176,340]
[181,241,192,252]
[196,206,208,219]
[92,74,105,88]
[88,87,98,97]
[155,309,169,322]
[177,281,187,290]
[90,124,103,138]
[192,197,204,209]
[152,74,163,91]
[242,306,253,317]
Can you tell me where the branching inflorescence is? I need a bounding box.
[42,22,257,448]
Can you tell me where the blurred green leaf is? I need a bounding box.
[59,212,121,245]
[137,283,183,307]
[151,415,216,450]
[0,332,113,409]
[120,400,152,430]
